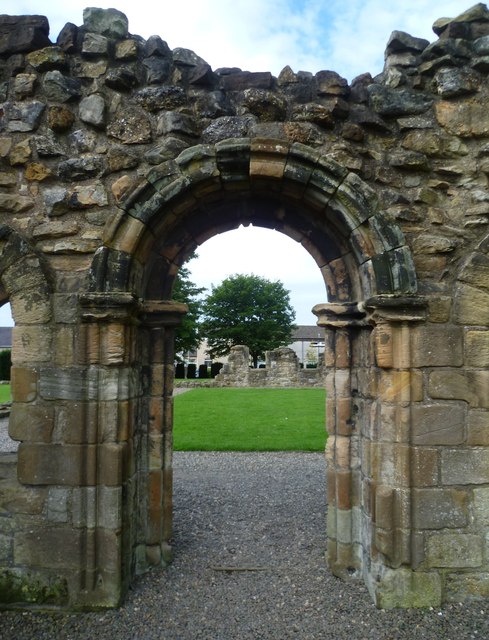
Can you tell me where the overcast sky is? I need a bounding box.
[0,0,474,325]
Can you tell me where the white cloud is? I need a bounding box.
[6,0,475,79]
[186,226,327,325]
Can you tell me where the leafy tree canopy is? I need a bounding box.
[200,273,296,367]
[172,260,205,360]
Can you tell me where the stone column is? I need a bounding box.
[313,302,369,580]
[362,295,439,608]
[77,292,141,606]
[139,300,187,568]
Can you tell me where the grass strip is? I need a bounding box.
[174,387,326,452]
[0,384,10,404]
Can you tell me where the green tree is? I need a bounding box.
[200,273,296,368]
[172,261,205,360]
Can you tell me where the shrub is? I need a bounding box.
[186,363,197,379]
[175,362,185,379]
[0,349,11,381]
[198,364,208,379]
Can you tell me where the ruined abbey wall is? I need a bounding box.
[1,4,489,610]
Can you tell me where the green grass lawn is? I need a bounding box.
[173,387,326,452]
[0,384,10,403]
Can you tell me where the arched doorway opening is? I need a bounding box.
[85,138,420,608]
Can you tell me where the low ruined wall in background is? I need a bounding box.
[214,345,324,387]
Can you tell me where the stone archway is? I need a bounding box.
[2,4,489,611]
[84,139,423,608]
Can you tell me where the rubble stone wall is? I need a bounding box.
[0,3,489,610]
[214,345,324,387]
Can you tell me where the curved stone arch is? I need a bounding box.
[83,137,422,609]
[91,138,418,303]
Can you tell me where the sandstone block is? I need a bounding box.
[467,410,489,445]
[14,527,84,569]
[442,448,489,485]
[378,404,411,442]
[412,403,465,445]
[429,369,489,408]
[413,488,468,529]
[436,99,489,137]
[10,367,38,402]
[18,443,97,485]
[379,370,423,403]
[411,447,439,487]
[12,326,53,364]
[374,567,442,608]
[445,572,489,602]
[473,486,489,526]
[465,330,489,366]
[9,403,54,443]
[426,533,483,568]
[47,487,70,523]
[454,284,489,325]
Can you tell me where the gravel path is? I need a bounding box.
[0,416,15,452]
[1,452,489,639]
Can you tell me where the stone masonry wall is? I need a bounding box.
[0,3,488,610]
[215,345,324,387]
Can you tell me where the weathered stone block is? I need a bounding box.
[10,367,38,402]
[371,443,410,486]
[83,7,129,38]
[426,533,483,568]
[454,284,489,326]
[411,325,463,367]
[0,480,47,514]
[411,447,439,487]
[412,403,465,445]
[413,488,468,529]
[467,410,489,446]
[436,99,489,137]
[98,443,128,486]
[14,527,84,569]
[466,330,489,367]
[52,402,97,444]
[442,448,489,485]
[47,487,70,523]
[378,404,411,442]
[249,138,288,179]
[445,572,489,602]
[0,533,12,561]
[374,567,442,608]
[379,370,423,403]
[9,403,54,443]
[429,370,489,408]
[18,443,97,485]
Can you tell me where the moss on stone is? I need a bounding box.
[0,570,68,606]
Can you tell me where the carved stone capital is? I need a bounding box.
[363,295,428,324]
[313,302,367,329]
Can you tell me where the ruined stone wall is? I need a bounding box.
[214,345,324,387]
[0,4,489,610]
